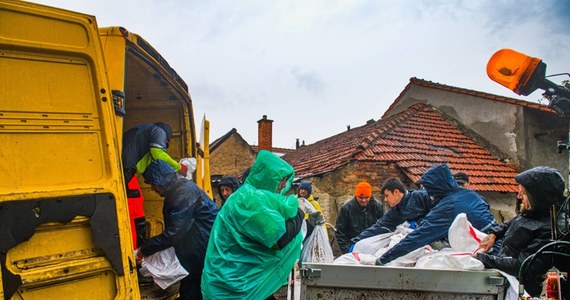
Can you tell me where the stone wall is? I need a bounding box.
[210,134,256,177]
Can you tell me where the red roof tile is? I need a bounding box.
[283,103,518,193]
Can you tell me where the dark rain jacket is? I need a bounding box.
[122,122,175,183]
[475,166,565,297]
[217,176,241,206]
[379,164,497,264]
[336,197,384,253]
[353,189,433,243]
[139,160,218,273]
[201,150,303,300]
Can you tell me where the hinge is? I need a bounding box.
[488,276,505,286]
[300,267,321,280]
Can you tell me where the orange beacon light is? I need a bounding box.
[486,48,547,96]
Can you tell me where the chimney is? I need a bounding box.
[257,115,273,151]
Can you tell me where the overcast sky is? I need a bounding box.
[33,0,570,149]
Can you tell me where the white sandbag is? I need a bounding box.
[387,245,435,267]
[333,252,377,265]
[353,224,413,256]
[352,232,394,255]
[140,247,189,289]
[415,248,484,270]
[448,213,487,253]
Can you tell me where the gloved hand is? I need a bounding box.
[348,243,355,253]
[375,257,384,266]
[307,211,325,226]
[179,163,188,176]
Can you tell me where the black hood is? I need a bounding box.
[515,166,565,217]
[154,122,173,140]
[217,176,241,201]
[418,164,460,200]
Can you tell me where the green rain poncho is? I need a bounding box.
[201,150,302,299]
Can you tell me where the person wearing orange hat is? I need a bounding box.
[335,181,384,253]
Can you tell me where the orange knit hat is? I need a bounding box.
[355,182,372,197]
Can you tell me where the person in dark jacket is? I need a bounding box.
[122,122,189,248]
[122,122,188,182]
[217,176,241,207]
[474,166,565,297]
[352,178,433,245]
[137,160,218,300]
[336,181,384,253]
[377,164,498,265]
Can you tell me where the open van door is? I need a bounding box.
[0,1,138,299]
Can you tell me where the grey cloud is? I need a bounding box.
[291,67,326,95]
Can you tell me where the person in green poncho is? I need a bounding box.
[201,150,304,299]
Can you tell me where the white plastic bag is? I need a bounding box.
[448,213,487,253]
[179,157,197,180]
[301,225,334,263]
[298,197,316,214]
[140,247,189,289]
[299,197,334,263]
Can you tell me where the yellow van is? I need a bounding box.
[0,1,210,299]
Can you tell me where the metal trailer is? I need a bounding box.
[300,263,506,300]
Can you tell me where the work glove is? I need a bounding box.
[307,211,325,226]
[179,163,188,176]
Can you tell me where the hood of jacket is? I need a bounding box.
[154,122,172,140]
[515,166,565,217]
[143,160,178,189]
[419,164,461,200]
[245,150,295,194]
[218,176,241,201]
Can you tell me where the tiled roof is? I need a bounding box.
[283,103,519,193]
[282,120,382,177]
[382,77,556,118]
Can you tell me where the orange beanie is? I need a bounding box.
[355,182,372,197]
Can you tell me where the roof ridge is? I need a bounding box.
[353,103,427,158]
[381,77,555,118]
[410,77,554,112]
[210,128,238,152]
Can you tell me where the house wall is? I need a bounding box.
[479,191,517,223]
[385,84,568,178]
[210,134,256,178]
[519,109,568,177]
